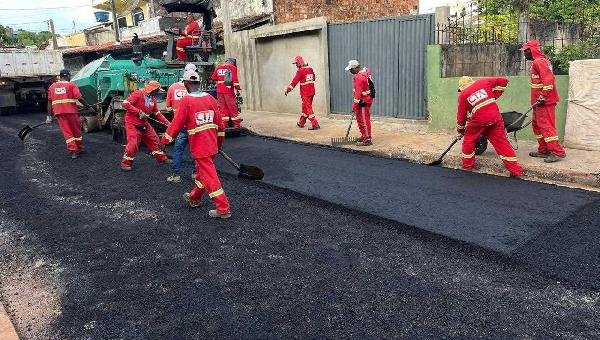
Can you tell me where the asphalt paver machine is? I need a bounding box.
[71,0,222,143]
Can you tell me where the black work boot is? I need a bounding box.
[529,151,549,158]
[544,154,562,163]
[308,125,320,130]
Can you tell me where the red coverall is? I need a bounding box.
[176,20,201,61]
[353,68,374,142]
[166,81,188,114]
[48,81,83,154]
[161,91,230,214]
[211,63,241,128]
[121,89,171,167]
[457,78,523,176]
[287,65,318,127]
[528,43,566,158]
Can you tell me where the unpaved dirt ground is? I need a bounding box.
[0,113,599,339]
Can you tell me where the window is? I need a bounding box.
[133,7,145,26]
[117,17,128,29]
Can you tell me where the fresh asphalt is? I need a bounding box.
[0,113,599,339]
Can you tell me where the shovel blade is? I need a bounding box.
[427,159,443,166]
[18,125,33,141]
[238,164,264,180]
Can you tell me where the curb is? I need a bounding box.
[244,130,600,191]
[0,302,19,340]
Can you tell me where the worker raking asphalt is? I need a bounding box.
[1,113,600,339]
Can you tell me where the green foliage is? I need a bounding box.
[0,25,18,46]
[542,40,600,75]
[0,27,57,48]
[479,0,600,22]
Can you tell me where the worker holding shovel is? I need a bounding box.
[120,81,172,171]
[456,76,523,177]
[46,69,91,159]
[161,70,231,219]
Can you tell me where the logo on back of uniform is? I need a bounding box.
[175,90,186,100]
[467,89,489,105]
[195,110,215,125]
[217,69,228,76]
[55,87,66,95]
[306,74,314,82]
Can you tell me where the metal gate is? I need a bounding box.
[328,15,434,119]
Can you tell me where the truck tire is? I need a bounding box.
[81,116,100,133]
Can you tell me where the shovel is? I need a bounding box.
[18,121,48,141]
[219,150,264,180]
[428,135,462,166]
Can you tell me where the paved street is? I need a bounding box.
[1,113,599,339]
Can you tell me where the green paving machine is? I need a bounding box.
[72,55,185,142]
[72,0,222,143]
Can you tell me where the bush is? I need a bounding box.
[542,40,600,75]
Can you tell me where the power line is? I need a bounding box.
[0,5,91,11]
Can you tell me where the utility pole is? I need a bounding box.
[149,0,156,18]
[221,0,232,54]
[48,19,58,49]
[110,0,120,42]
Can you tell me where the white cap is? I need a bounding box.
[345,60,360,71]
[184,63,197,72]
[183,70,200,82]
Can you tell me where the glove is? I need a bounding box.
[456,126,466,136]
[45,115,53,124]
[138,111,149,120]
[536,95,546,105]
[359,100,367,107]
[160,136,171,145]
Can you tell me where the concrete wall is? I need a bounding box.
[229,17,330,116]
[215,0,273,21]
[427,44,569,141]
[63,32,87,47]
[273,0,418,24]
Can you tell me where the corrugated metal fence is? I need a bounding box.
[328,15,434,119]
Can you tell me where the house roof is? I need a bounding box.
[61,13,272,56]
[62,34,167,56]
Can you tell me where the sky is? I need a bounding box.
[0,0,473,35]
[0,0,101,35]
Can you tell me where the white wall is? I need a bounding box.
[215,0,273,21]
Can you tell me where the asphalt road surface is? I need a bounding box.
[0,113,599,339]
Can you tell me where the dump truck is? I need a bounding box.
[0,48,64,115]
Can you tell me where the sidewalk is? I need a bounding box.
[0,302,18,340]
[241,110,600,191]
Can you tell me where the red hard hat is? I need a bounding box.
[293,56,305,65]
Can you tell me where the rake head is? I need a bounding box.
[331,136,361,146]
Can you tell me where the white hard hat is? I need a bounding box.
[345,59,360,71]
[183,70,200,82]
[184,63,197,72]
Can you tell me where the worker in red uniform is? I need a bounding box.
[120,80,171,171]
[285,56,320,130]
[165,64,197,182]
[456,76,524,177]
[46,69,91,159]
[176,12,201,61]
[211,57,241,128]
[161,70,231,219]
[345,60,374,146]
[521,40,566,163]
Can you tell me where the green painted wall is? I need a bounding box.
[426,45,569,141]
